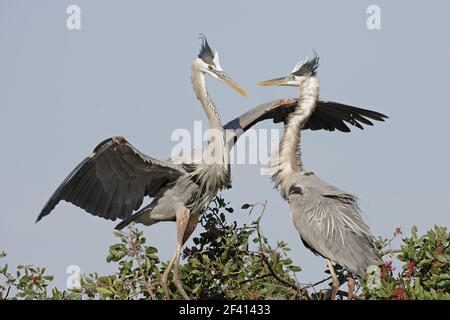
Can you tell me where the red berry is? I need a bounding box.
[391,287,407,300]
[380,261,393,279]
[407,260,415,276]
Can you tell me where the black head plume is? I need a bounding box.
[198,34,215,66]
[292,51,320,77]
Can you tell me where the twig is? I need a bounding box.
[301,276,332,290]
[239,274,271,285]
[252,201,268,223]
[259,252,305,295]
[381,248,402,256]
[336,290,363,300]
[252,201,305,296]
[137,255,156,300]
[381,231,401,250]
[127,229,157,300]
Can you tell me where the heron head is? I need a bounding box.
[258,52,320,87]
[193,34,249,97]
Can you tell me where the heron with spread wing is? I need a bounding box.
[257,53,386,299]
[37,36,250,299]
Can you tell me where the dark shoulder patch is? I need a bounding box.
[289,185,303,196]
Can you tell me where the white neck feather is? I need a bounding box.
[269,77,320,198]
[185,63,230,213]
[191,68,222,130]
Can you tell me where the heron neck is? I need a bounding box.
[191,66,228,167]
[273,77,320,198]
[192,70,224,132]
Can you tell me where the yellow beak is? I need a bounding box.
[257,76,291,87]
[215,70,250,97]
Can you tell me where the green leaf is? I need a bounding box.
[96,287,114,297]
[202,254,211,264]
[288,265,302,272]
[145,246,158,255]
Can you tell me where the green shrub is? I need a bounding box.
[1,196,448,300]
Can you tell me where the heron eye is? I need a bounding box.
[208,65,214,71]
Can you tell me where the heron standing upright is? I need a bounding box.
[37,36,249,299]
[258,53,385,299]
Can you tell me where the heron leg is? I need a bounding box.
[172,208,191,300]
[161,249,177,299]
[327,259,340,300]
[160,207,191,300]
[347,273,355,300]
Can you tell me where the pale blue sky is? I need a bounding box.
[1,0,449,289]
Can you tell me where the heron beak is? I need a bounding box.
[215,70,250,97]
[257,76,291,87]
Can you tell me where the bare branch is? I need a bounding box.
[239,274,271,285]
[381,248,402,256]
[252,201,306,296]
[300,276,332,290]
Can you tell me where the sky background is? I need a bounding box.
[1,0,449,290]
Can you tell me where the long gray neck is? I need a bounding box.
[187,65,230,212]
[191,64,229,169]
[271,77,320,198]
[191,68,224,133]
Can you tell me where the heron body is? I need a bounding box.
[288,172,381,277]
[259,54,384,297]
[37,36,244,299]
[115,157,230,242]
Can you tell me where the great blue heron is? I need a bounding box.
[37,36,250,299]
[258,53,386,299]
[37,36,387,299]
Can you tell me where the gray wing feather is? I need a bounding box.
[289,174,382,277]
[224,98,388,149]
[224,99,296,149]
[37,136,184,222]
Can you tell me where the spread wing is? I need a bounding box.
[224,98,388,148]
[37,136,184,222]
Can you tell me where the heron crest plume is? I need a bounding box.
[198,34,216,66]
[292,51,320,77]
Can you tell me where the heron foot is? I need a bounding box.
[330,279,340,300]
[347,273,355,300]
[173,208,191,300]
[173,264,189,300]
[161,250,177,299]
[327,259,340,300]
